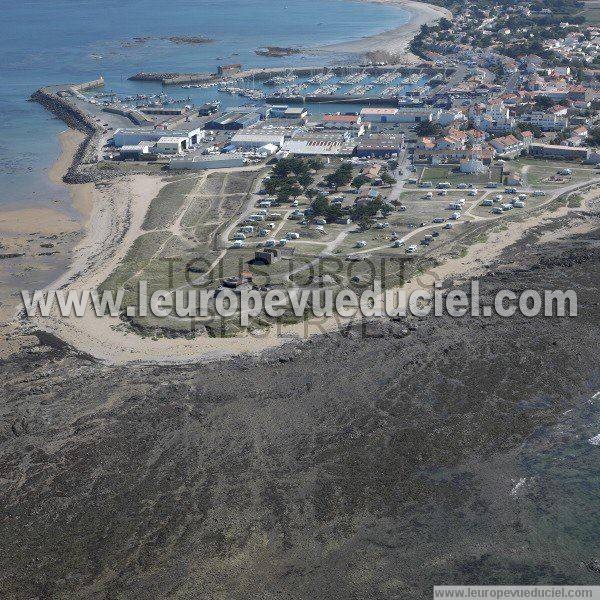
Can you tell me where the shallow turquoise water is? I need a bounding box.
[0,0,409,210]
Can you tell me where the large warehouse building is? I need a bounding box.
[230,131,285,149]
[113,126,204,148]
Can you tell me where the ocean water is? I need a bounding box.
[0,0,409,211]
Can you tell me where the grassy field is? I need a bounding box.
[419,164,503,185]
[142,176,200,231]
[100,169,263,334]
[509,158,599,188]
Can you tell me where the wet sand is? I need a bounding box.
[0,129,90,358]
[48,129,94,223]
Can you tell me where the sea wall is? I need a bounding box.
[30,82,104,184]
[127,63,449,85]
[102,106,154,126]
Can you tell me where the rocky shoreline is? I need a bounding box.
[1,214,599,598]
[29,86,103,185]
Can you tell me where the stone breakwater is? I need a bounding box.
[129,63,449,85]
[30,81,104,184]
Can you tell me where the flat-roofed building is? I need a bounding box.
[283,134,356,156]
[394,107,434,123]
[528,143,589,160]
[355,134,404,157]
[230,131,284,149]
[119,142,155,160]
[113,126,204,147]
[156,136,188,154]
[360,108,400,123]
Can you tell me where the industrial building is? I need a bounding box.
[113,126,204,148]
[320,114,366,135]
[140,106,187,116]
[267,105,307,120]
[204,111,261,130]
[119,142,155,160]
[156,136,188,154]
[359,108,401,123]
[283,133,356,156]
[394,108,435,123]
[168,153,246,170]
[230,131,285,149]
[355,134,404,158]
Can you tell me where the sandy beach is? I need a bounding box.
[319,0,452,58]
[15,84,600,365]
[48,129,95,223]
[13,0,598,366]
[24,175,600,365]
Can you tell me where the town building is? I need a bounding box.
[489,134,528,158]
[459,152,488,174]
[528,143,589,160]
[519,110,569,131]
